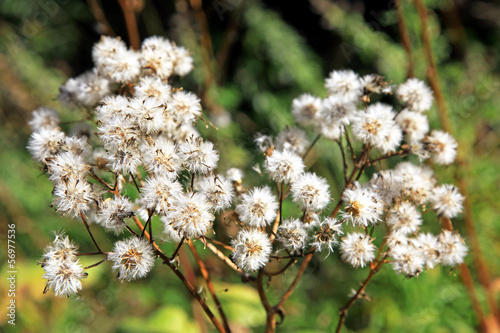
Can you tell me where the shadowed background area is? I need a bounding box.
[0,0,499,332]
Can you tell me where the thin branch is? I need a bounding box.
[171,237,186,259]
[264,258,297,277]
[130,217,226,333]
[86,0,116,36]
[80,212,102,253]
[335,256,387,333]
[205,242,242,273]
[302,134,321,161]
[203,236,235,251]
[118,0,141,50]
[130,171,141,193]
[276,251,314,309]
[188,240,232,333]
[337,138,348,183]
[395,0,414,78]
[83,258,107,270]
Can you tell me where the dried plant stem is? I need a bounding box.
[395,0,414,78]
[415,0,499,324]
[205,242,242,273]
[86,0,116,36]
[171,237,186,259]
[131,217,226,333]
[413,0,450,133]
[264,258,297,277]
[276,251,314,309]
[188,240,232,333]
[80,212,103,253]
[118,0,141,50]
[335,256,387,333]
[83,258,107,270]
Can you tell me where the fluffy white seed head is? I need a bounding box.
[386,202,422,234]
[140,176,183,215]
[423,130,458,165]
[291,172,331,211]
[397,78,433,112]
[42,232,79,264]
[167,90,202,123]
[47,151,91,184]
[141,137,180,178]
[52,179,98,218]
[390,241,425,277]
[226,168,244,183]
[199,175,234,212]
[277,219,308,253]
[127,97,166,135]
[134,76,171,104]
[96,196,135,234]
[325,70,363,103]
[275,128,310,155]
[231,229,272,272]
[351,103,400,152]
[29,107,60,132]
[109,237,156,281]
[430,184,464,219]
[312,218,343,253]
[42,260,87,297]
[178,136,219,175]
[396,109,429,143]
[58,70,110,108]
[395,162,436,204]
[437,230,467,266]
[140,36,175,79]
[340,233,376,268]
[27,128,66,163]
[172,45,194,76]
[320,95,356,126]
[291,94,322,126]
[341,186,383,227]
[369,170,403,205]
[164,192,214,239]
[416,233,440,269]
[236,186,278,228]
[264,149,305,184]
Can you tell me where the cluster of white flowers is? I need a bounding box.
[32,34,467,299]
[31,36,235,296]
[41,233,87,297]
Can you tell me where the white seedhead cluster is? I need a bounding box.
[30,35,466,308]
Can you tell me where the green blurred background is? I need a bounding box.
[0,0,499,332]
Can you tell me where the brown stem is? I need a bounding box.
[395,0,414,78]
[337,139,348,183]
[205,242,242,273]
[415,0,498,323]
[264,258,297,277]
[188,240,232,333]
[276,251,314,309]
[171,237,186,259]
[256,269,275,333]
[130,171,141,193]
[203,236,235,251]
[86,0,116,36]
[80,212,103,253]
[335,256,387,333]
[83,258,107,270]
[302,134,322,161]
[131,217,226,333]
[413,0,450,133]
[118,0,141,50]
